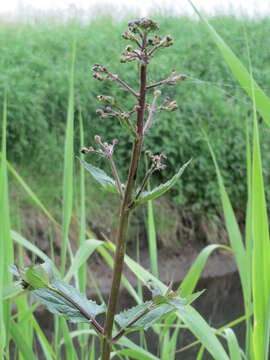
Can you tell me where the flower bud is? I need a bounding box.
[125,44,133,52]
[80,147,89,154]
[93,72,103,81]
[167,100,178,112]
[96,109,105,118]
[94,135,101,144]
[154,90,161,97]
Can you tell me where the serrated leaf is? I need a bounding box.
[115,302,174,331]
[136,304,174,329]
[33,278,105,324]
[115,302,151,329]
[80,159,119,193]
[134,159,191,206]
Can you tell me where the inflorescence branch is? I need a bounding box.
[146,71,186,90]
[92,64,139,99]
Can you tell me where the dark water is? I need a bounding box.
[32,271,244,359]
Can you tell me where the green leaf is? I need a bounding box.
[224,328,242,360]
[64,240,102,283]
[33,278,105,324]
[179,244,226,297]
[206,135,248,301]
[114,348,159,360]
[178,305,229,360]
[136,304,174,329]
[25,262,53,289]
[115,301,177,332]
[188,0,270,128]
[10,320,36,360]
[30,314,56,360]
[147,181,158,278]
[61,35,76,275]
[251,76,270,359]
[184,290,205,306]
[117,337,160,360]
[96,244,141,304]
[115,302,151,329]
[78,111,87,294]
[134,159,191,206]
[0,92,13,354]
[2,282,25,300]
[80,160,119,193]
[118,114,137,138]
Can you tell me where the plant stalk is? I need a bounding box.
[101,46,147,360]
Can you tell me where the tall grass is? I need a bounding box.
[61,33,76,276]
[189,1,270,358]
[0,93,13,357]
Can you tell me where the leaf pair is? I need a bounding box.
[114,281,202,335]
[81,158,191,206]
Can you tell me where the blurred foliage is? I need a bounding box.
[1,15,270,213]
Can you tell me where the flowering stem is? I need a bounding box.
[101,35,147,360]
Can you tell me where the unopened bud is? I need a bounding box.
[125,44,133,52]
[112,138,118,145]
[80,147,89,154]
[96,109,104,117]
[93,72,103,81]
[154,90,161,97]
[145,150,153,158]
[94,135,101,144]
[167,100,178,112]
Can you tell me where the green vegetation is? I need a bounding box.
[1,15,270,216]
[1,6,270,359]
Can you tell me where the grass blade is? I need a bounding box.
[64,240,102,282]
[179,244,229,297]
[0,156,58,226]
[78,110,87,292]
[188,0,270,128]
[61,35,76,275]
[251,70,270,360]
[97,244,141,304]
[0,93,13,355]
[206,135,248,300]
[10,320,36,360]
[31,315,56,360]
[224,328,242,360]
[147,183,158,277]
